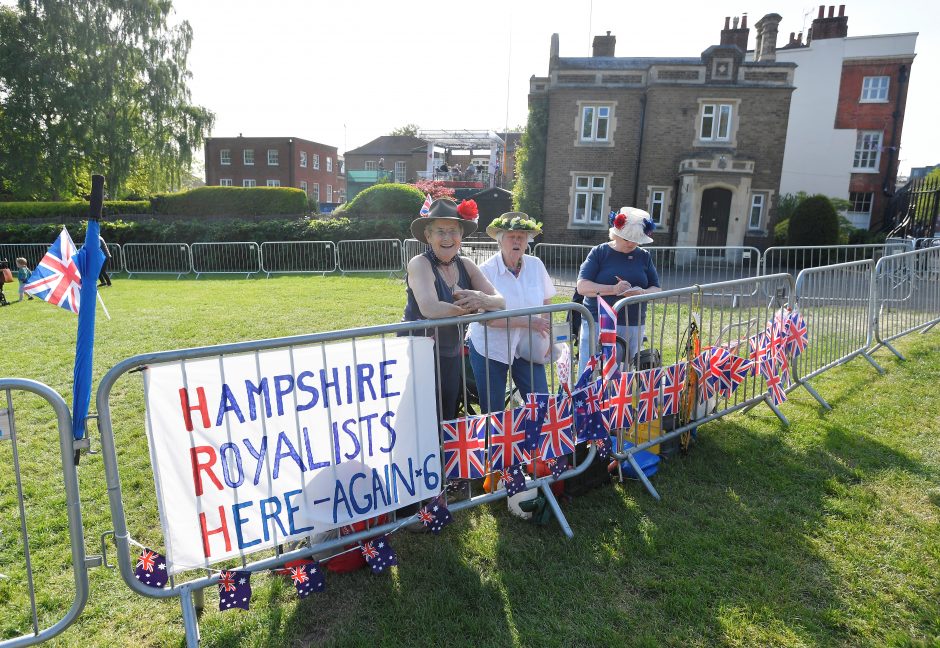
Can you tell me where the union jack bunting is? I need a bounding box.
[786,310,808,357]
[134,548,168,588]
[489,407,529,470]
[23,227,81,313]
[707,346,731,394]
[540,395,574,460]
[690,347,718,398]
[635,368,661,424]
[748,332,771,368]
[556,343,571,392]
[441,415,487,479]
[718,355,750,396]
[660,362,687,416]
[605,371,634,430]
[765,370,787,406]
[597,297,620,380]
[218,570,252,611]
[361,535,398,573]
[522,392,549,454]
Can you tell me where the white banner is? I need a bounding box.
[143,336,440,574]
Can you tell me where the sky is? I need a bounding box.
[165,1,936,175]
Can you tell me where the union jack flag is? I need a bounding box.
[419,193,432,216]
[598,297,620,380]
[218,570,252,611]
[540,395,574,460]
[718,355,751,396]
[707,346,731,394]
[606,371,634,430]
[691,348,717,398]
[749,332,771,368]
[765,371,787,406]
[442,415,487,479]
[786,311,808,357]
[23,227,81,313]
[635,368,661,424]
[134,548,167,588]
[489,407,529,470]
[660,362,687,416]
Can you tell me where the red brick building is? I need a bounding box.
[204,136,346,205]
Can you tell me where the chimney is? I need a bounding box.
[592,31,616,57]
[753,13,782,62]
[719,14,749,52]
[807,4,849,42]
[549,33,559,70]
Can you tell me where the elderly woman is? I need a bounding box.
[467,213,556,413]
[576,207,661,376]
[402,198,504,420]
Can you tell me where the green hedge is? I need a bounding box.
[336,183,424,216]
[0,215,413,245]
[0,200,149,220]
[151,186,307,217]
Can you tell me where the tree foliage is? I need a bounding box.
[0,0,213,200]
[389,124,420,137]
[788,194,840,246]
[410,179,455,201]
[512,98,548,218]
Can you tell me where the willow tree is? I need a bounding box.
[0,0,213,199]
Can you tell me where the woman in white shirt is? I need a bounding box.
[468,213,556,413]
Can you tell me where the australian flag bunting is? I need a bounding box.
[595,436,613,460]
[134,548,168,589]
[290,561,325,598]
[521,392,549,455]
[502,464,527,496]
[417,496,453,534]
[218,570,252,611]
[547,456,568,479]
[361,535,398,574]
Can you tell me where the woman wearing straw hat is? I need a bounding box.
[467,212,556,413]
[576,207,661,376]
[402,198,504,420]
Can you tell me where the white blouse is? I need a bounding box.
[468,253,557,364]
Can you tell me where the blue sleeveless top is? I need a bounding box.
[401,250,472,357]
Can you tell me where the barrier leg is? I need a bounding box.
[625,452,661,501]
[798,380,831,411]
[920,321,937,334]
[764,395,789,426]
[882,340,905,361]
[193,587,204,615]
[860,350,886,374]
[539,483,573,539]
[180,585,201,647]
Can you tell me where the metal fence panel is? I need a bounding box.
[337,239,403,274]
[762,244,899,278]
[191,242,261,278]
[0,244,50,269]
[260,241,337,275]
[106,243,124,274]
[532,243,594,291]
[0,379,90,648]
[95,303,596,646]
[647,246,761,292]
[123,243,193,277]
[401,239,427,268]
[872,246,940,359]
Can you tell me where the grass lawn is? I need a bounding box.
[1,275,939,647]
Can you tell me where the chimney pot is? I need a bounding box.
[606,30,611,36]
[818,5,825,18]
[733,16,739,29]
[828,5,835,18]
[741,14,747,29]
[838,4,845,16]
[724,16,730,29]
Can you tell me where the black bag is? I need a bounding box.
[563,442,612,496]
[633,348,662,371]
[567,290,585,340]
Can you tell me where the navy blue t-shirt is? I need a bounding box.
[578,243,660,326]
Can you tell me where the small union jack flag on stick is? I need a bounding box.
[597,297,620,381]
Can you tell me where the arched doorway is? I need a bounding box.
[697,187,732,247]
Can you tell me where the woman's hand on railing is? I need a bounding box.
[453,289,503,312]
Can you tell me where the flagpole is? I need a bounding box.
[97,292,111,320]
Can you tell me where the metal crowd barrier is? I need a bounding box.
[191,242,261,279]
[123,243,193,278]
[792,259,882,409]
[95,302,596,647]
[259,241,337,276]
[532,243,595,291]
[0,244,50,269]
[337,239,403,275]
[871,246,940,360]
[105,243,124,274]
[401,239,427,269]
[762,244,902,278]
[608,273,796,500]
[0,379,92,648]
[647,246,761,293]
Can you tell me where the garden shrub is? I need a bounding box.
[0,200,149,220]
[150,186,307,217]
[787,194,840,246]
[338,183,424,216]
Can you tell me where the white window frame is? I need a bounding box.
[570,174,609,227]
[266,179,280,187]
[648,187,669,228]
[242,179,256,187]
[394,161,407,183]
[300,151,307,168]
[313,154,320,170]
[243,149,254,166]
[579,104,611,143]
[748,193,766,231]
[219,178,233,187]
[860,76,890,103]
[326,185,333,202]
[267,149,279,166]
[853,131,882,171]
[300,180,307,194]
[700,103,733,141]
[364,160,377,171]
[848,191,873,215]
[220,149,231,165]
[327,157,333,172]
[312,183,319,202]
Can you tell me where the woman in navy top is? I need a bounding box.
[576,207,661,375]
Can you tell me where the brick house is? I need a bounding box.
[204,136,346,205]
[344,135,429,183]
[775,6,917,230]
[530,16,795,253]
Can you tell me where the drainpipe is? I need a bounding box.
[882,64,907,200]
[631,92,648,208]
[668,176,682,246]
